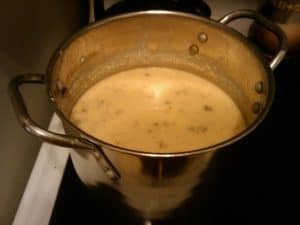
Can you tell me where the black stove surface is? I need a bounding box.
[94,0,211,19]
[49,55,300,225]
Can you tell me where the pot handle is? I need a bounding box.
[218,9,288,71]
[9,74,120,180]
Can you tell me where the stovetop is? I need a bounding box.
[47,55,300,225]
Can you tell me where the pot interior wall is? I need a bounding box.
[48,12,270,134]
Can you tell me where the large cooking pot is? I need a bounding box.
[9,10,287,220]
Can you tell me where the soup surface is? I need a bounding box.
[70,67,245,153]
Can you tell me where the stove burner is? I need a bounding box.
[93,0,211,20]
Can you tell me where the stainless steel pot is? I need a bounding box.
[9,10,287,219]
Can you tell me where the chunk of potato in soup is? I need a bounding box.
[70,67,246,153]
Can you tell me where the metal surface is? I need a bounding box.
[9,74,120,180]
[47,10,276,156]
[10,10,286,219]
[9,74,95,149]
[197,32,208,43]
[219,9,288,70]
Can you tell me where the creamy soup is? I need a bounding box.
[70,67,246,153]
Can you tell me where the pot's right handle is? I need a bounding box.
[218,9,288,71]
[9,74,120,180]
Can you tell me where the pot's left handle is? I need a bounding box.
[9,74,120,180]
[218,9,288,71]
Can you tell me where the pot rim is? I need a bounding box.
[46,10,275,157]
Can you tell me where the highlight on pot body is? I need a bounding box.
[70,67,246,153]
